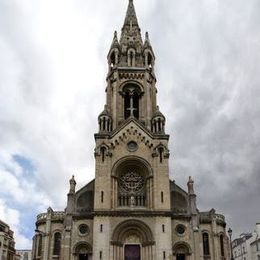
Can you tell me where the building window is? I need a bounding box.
[176,224,186,235]
[220,234,224,257]
[101,147,106,162]
[162,224,165,233]
[79,224,89,236]
[118,170,145,207]
[100,224,103,232]
[161,192,164,203]
[203,232,210,256]
[124,92,139,119]
[257,255,260,260]
[122,84,142,120]
[101,191,104,203]
[110,51,116,67]
[163,251,166,259]
[53,232,61,256]
[99,251,102,259]
[257,242,260,252]
[159,147,164,163]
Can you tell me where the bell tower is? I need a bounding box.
[98,0,165,133]
[93,0,172,259]
[31,2,229,260]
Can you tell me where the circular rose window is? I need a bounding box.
[79,224,89,235]
[127,141,138,152]
[176,224,186,235]
[119,171,144,193]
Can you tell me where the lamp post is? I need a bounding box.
[228,228,234,260]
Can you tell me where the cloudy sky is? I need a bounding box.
[0,0,260,249]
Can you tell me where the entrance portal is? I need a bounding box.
[125,245,141,260]
[176,254,185,260]
[79,254,88,260]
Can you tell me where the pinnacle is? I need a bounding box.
[123,0,139,27]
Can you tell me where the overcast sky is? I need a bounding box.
[0,0,259,249]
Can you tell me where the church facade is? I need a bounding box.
[32,1,229,260]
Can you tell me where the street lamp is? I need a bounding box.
[228,228,234,260]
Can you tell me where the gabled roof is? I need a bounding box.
[110,117,169,140]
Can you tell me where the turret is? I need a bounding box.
[97,0,166,133]
[98,105,112,133]
[108,31,120,69]
[151,106,165,134]
[144,32,155,69]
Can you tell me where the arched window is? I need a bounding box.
[110,51,116,67]
[116,161,148,208]
[123,84,141,120]
[159,147,164,163]
[203,232,210,256]
[220,234,225,257]
[101,147,106,162]
[53,232,61,256]
[148,52,153,68]
[128,49,135,67]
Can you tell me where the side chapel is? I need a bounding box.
[32,1,229,259]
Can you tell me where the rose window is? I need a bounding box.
[118,171,146,207]
[119,172,144,193]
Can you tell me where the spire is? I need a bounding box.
[144,32,151,48]
[123,0,139,28]
[120,0,142,48]
[110,31,120,50]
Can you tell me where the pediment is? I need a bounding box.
[109,118,155,150]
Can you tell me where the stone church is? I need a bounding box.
[32,1,229,259]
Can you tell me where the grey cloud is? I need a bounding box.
[0,0,260,246]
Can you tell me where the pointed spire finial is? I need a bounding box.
[145,32,149,41]
[114,31,117,39]
[109,30,120,51]
[123,0,139,27]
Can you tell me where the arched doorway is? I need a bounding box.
[172,242,192,260]
[73,242,92,260]
[111,219,155,260]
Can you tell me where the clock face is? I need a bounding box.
[119,171,144,193]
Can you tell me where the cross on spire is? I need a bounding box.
[127,93,137,117]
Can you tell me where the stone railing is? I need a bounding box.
[216,213,225,222]
[200,211,225,225]
[37,211,65,222]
